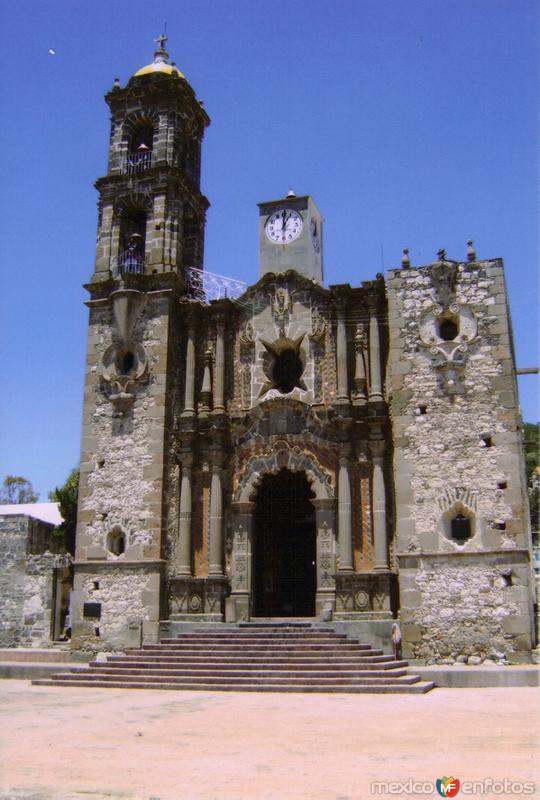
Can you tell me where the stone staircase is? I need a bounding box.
[32,623,434,693]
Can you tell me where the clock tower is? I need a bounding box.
[258,193,324,283]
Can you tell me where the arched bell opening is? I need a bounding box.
[123,116,155,174]
[253,469,316,617]
[117,207,147,275]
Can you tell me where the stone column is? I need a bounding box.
[337,454,354,572]
[336,307,349,402]
[148,193,165,270]
[369,312,383,402]
[94,202,114,276]
[228,501,255,622]
[371,440,389,570]
[213,314,225,413]
[199,346,213,417]
[312,497,337,616]
[209,462,224,576]
[353,323,368,405]
[109,210,121,274]
[177,459,193,575]
[182,311,196,416]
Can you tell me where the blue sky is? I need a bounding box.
[0,0,538,500]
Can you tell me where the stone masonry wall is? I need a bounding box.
[0,515,71,647]
[387,259,535,663]
[0,516,27,646]
[72,567,160,652]
[72,291,172,650]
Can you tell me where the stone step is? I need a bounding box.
[79,666,411,679]
[239,622,314,627]
[133,644,382,654]
[111,653,402,665]
[32,678,435,694]
[162,629,345,636]
[159,634,353,643]
[42,670,423,686]
[30,625,433,694]
[99,658,409,671]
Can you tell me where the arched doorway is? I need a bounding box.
[253,469,316,616]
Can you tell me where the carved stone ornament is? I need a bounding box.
[418,304,478,395]
[239,319,255,346]
[258,334,307,398]
[269,285,294,336]
[102,343,148,411]
[428,259,460,308]
[309,305,326,341]
[101,288,148,411]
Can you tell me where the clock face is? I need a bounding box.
[265,209,303,244]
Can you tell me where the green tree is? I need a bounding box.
[523,422,539,545]
[49,468,79,555]
[0,475,39,504]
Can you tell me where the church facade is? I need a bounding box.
[71,40,536,664]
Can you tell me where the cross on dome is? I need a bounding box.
[155,32,168,51]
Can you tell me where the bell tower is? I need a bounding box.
[93,35,210,282]
[71,38,211,652]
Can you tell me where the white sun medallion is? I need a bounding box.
[265,209,303,244]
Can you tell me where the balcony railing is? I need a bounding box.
[113,251,147,277]
[185,267,247,304]
[122,150,153,174]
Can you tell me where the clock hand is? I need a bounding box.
[283,212,290,239]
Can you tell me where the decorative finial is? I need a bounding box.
[437,248,446,262]
[401,248,410,268]
[113,77,121,89]
[467,239,476,262]
[286,188,296,198]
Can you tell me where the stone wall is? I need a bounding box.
[0,515,71,647]
[72,286,174,650]
[387,258,535,663]
[72,566,161,652]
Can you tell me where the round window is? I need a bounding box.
[272,349,303,394]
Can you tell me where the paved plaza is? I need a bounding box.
[0,682,538,800]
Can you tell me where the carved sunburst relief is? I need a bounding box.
[258,334,307,397]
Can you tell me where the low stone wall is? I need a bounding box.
[0,515,72,647]
[399,553,534,664]
[71,564,162,652]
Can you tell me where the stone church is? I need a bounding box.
[70,38,536,664]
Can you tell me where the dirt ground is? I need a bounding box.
[0,681,538,800]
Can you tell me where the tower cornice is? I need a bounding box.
[106,77,210,128]
[94,170,210,210]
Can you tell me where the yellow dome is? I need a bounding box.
[134,61,184,78]
[133,36,185,79]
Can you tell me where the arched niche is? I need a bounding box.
[106,525,127,557]
[442,501,476,545]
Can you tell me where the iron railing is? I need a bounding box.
[122,150,153,174]
[185,267,247,304]
[113,251,147,276]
